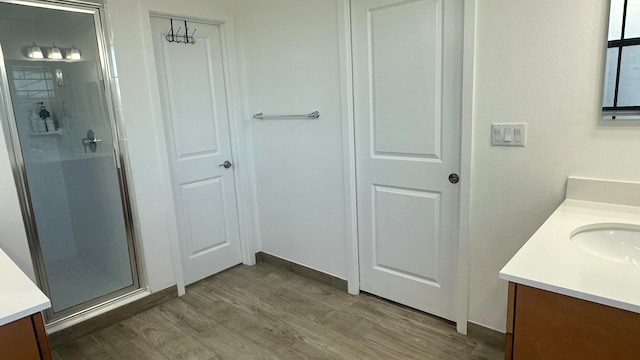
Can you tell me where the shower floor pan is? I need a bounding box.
[45,256,130,313]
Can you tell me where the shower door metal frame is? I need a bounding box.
[0,0,141,323]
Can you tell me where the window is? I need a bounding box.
[603,0,640,119]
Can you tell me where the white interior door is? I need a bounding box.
[352,0,463,321]
[151,16,242,285]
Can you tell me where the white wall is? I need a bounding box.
[232,0,348,279]
[469,0,640,331]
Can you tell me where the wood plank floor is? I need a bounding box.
[52,263,503,360]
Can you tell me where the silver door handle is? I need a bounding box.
[219,160,233,169]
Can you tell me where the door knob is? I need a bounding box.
[449,173,460,184]
[219,160,233,169]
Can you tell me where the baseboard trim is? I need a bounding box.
[467,321,505,347]
[48,286,178,347]
[255,252,348,292]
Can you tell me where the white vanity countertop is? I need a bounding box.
[500,198,640,314]
[0,248,50,326]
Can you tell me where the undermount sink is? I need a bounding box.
[571,224,640,265]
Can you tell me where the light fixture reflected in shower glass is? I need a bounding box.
[48,44,62,60]
[66,46,81,60]
[28,43,43,59]
[55,69,65,87]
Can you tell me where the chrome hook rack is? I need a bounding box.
[165,19,196,45]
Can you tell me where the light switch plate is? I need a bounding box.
[491,123,527,146]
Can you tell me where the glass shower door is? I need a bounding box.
[0,1,138,320]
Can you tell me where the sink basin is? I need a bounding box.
[571,224,640,265]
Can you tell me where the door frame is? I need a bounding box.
[337,0,476,334]
[141,7,257,296]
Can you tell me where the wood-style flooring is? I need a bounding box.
[52,263,503,360]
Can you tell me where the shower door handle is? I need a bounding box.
[82,130,102,153]
[81,138,102,146]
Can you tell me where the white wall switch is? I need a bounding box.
[491,123,527,146]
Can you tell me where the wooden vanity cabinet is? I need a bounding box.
[505,282,640,360]
[0,312,51,360]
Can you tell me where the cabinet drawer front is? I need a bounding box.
[513,285,640,359]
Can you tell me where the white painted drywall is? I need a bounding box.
[230,0,348,279]
[470,0,640,331]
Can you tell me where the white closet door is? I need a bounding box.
[352,0,463,320]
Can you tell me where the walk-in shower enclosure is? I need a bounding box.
[0,0,139,322]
